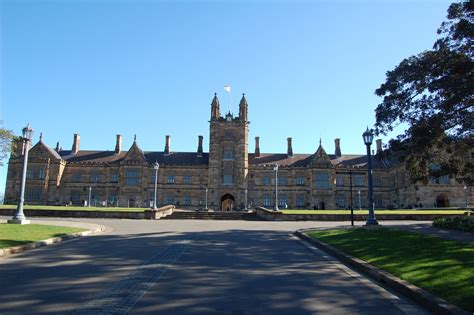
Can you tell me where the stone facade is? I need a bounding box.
[4,94,472,210]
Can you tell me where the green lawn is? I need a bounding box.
[0,223,86,248]
[281,209,466,215]
[0,205,147,212]
[307,228,474,312]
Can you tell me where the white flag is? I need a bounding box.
[224,85,231,93]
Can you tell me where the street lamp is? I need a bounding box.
[8,124,34,224]
[244,188,248,210]
[274,164,279,211]
[205,188,208,210]
[88,186,92,207]
[153,161,159,210]
[363,127,379,225]
[358,190,361,210]
[464,185,468,208]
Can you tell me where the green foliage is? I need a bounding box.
[307,228,474,312]
[0,223,86,248]
[433,216,474,232]
[374,2,474,185]
[0,128,16,166]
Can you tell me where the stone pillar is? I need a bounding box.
[287,137,293,157]
[335,138,341,157]
[72,134,80,154]
[115,134,122,154]
[255,137,260,158]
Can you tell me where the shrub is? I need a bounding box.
[433,217,474,233]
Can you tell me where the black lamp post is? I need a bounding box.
[8,124,34,224]
[362,127,379,225]
[153,161,159,210]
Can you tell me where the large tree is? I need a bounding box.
[0,128,15,166]
[374,1,473,185]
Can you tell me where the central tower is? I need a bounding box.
[208,93,249,210]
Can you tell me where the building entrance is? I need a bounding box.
[436,194,449,208]
[221,194,235,211]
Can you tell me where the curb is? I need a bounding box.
[0,224,108,257]
[294,229,470,315]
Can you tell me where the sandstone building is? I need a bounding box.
[4,94,471,210]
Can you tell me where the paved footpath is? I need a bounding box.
[0,219,437,314]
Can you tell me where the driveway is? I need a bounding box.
[0,219,430,314]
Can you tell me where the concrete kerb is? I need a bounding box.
[294,228,470,315]
[0,221,109,258]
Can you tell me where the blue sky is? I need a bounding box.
[0,0,451,194]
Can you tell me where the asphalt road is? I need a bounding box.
[0,219,430,314]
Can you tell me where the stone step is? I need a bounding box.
[163,211,259,220]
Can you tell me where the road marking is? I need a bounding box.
[74,239,193,315]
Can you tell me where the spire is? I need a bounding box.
[211,93,221,120]
[39,132,43,142]
[134,134,137,143]
[239,93,248,121]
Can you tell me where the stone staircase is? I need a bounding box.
[162,210,259,220]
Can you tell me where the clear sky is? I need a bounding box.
[0,0,452,195]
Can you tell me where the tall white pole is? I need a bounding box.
[205,188,208,210]
[274,164,279,211]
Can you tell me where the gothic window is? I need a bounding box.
[183,196,191,206]
[278,176,287,186]
[125,169,140,186]
[108,194,117,205]
[374,175,382,186]
[223,173,233,185]
[296,194,305,207]
[263,176,271,185]
[315,172,329,189]
[354,175,365,187]
[223,145,234,160]
[337,194,345,208]
[278,194,288,208]
[167,175,175,184]
[111,172,119,183]
[26,166,45,180]
[25,188,42,201]
[296,176,305,186]
[184,175,192,184]
[164,195,174,204]
[375,195,383,208]
[336,175,344,187]
[90,172,101,183]
[263,194,272,207]
[70,190,81,204]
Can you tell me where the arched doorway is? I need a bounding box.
[221,194,235,211]
[436,194,449,208]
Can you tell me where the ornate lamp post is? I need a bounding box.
[362,127,379,225]
[244,188,248,210]
[152,161,159,210]
[88,186,92,207]
[358,190,362,210]
[205,188,208,210]
[8,124,34,225]
[274,164,279,211]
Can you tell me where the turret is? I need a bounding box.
[211,93,221,120]
[239,93,248,122]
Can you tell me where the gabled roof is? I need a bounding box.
[29,140,62,160]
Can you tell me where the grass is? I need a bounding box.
[0,205,147,212]
[0,223,86,249]
[306,228,474,312]
[281,209,466,215]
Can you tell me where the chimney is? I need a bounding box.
[287,137,293,157]
[72,134,80,154]
[255,136,260,158]
[164,135,171,155]
[197,135,203,157]
[376,139,383,154]
[55,142,61,152]
[115,134,122,154]
[334,138,341,157]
